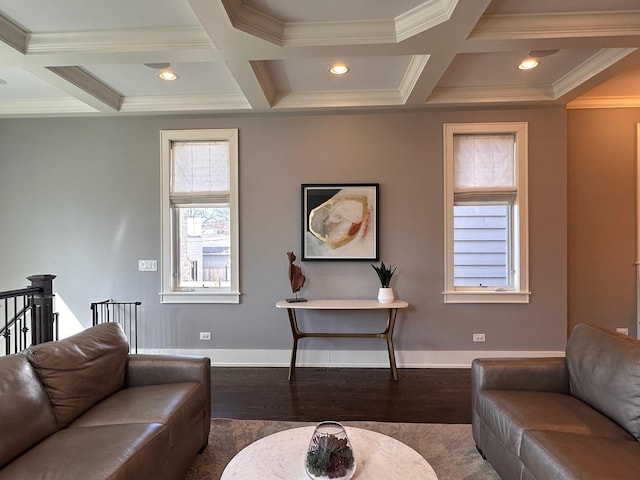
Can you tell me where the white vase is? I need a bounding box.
[377,287,394,303]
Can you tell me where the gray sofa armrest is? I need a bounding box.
[472,357,569,396]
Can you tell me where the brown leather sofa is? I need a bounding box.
[472,323,640,480]
[0,322,211,480]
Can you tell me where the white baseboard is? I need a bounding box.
[137,348,565,368]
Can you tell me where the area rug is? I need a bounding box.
[183,418,500,479]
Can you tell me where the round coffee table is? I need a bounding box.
[221,425,438,479]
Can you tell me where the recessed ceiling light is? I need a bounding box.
[158,70,178,81]
[518,58,539,70]
[329,64,349,75]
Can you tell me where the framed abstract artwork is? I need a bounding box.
[301,183,379,261]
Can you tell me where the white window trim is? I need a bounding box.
[160,129,240,304]
[443,122,530,304]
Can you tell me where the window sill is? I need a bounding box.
[160,291,240,304]
[443,290,530,304]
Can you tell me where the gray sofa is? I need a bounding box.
[472,323,640,479]
[0,322,211,480]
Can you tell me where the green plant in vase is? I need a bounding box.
[372,261,397,303]
[371,261,397,288]
[306,432,355,479]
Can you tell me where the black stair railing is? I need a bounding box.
[1,274,57,355]
[91,299,140,353]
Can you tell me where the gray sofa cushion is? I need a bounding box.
[0,355,57,468]
[25,323,129,428]
[566,323,640,439]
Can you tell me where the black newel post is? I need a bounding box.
[28,274,56,344]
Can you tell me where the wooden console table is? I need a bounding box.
[275,299,409,381]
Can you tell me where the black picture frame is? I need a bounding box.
[301,183,379,261]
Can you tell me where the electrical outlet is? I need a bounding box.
[473,333,486,342]
[616,328,629,336]
[199,331,211,341]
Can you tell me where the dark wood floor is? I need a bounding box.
[211,367,472,424]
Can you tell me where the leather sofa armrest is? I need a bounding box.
[470,357,570,448]
[125,354,211,387]
[125,354,211,424]
[472,357,569,396]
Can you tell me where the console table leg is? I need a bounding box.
[289,338,298,381]
[286,308,300,381]
[385,308,399,381]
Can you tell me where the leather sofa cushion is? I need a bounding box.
[0,423,169,480]
[566,323,640,439]
[25,323,129,428]
[70,382,205,448]
[0,355,58,469]
[477,390,633,457]
[520,430,640,480]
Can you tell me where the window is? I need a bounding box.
[160,129,239,304]
[443,122,529,303]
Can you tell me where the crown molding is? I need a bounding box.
[28,27,213,54]
[472,11,640,40]
[221,0,284,46]
[568,96,640,109]
[122,94,251,112]
[427,85,554,104]
[0,13,28,53]
[0,97,96,117]
[282,20,395,47]
[399,55,430,102]
[223,0,459,46]
[553,48,637,98]
[396,0,458,42]
[221,0,405,46]
[273,89,403,109]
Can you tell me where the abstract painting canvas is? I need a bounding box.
[301,183,379,261]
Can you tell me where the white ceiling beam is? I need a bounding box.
[402,0,491,105]
[188,0,273,109]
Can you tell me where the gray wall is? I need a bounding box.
[0,106,568,362]
[568,108,640,337]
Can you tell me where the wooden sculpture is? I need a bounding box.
[286,251,307,302]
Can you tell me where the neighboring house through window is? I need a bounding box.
[443,122,529,303]
[160,129,239,304]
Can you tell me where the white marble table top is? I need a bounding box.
[276,299,409,310]
[221,426,438,480]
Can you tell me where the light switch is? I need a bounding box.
[138,260,157,272]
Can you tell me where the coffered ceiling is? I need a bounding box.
[0,0,639,117]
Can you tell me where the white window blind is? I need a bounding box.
[172,142,230,194]
[454,134,516,201]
